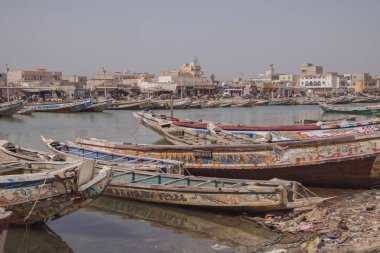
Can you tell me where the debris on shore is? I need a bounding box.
[242,189,380,252]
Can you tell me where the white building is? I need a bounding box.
[299,72,339,89]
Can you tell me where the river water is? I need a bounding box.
[0,105,374,252]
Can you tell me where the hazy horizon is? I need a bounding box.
[1,0,379,80]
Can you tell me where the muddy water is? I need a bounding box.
[0,105,374,252]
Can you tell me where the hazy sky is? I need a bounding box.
[1,0,379,80]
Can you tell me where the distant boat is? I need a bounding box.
[32,99,93,113]
[16,106,36,115]
[0,158,112,224]
[0,101,24,117]
[319,103,380,115]
[253,99,270,106]
[81,100,112,112]
[109,100,148,110]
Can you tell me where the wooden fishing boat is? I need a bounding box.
[41,137,183,174]
[75,131,380,188]
[253,99,270,106]
[269,99,293,105]
[32,99,93,113]
[81,100,112,112]
[162,98,192,109]
[204,100,222,108]
[0,101,24,117]
[219,100,235,108]
[294,116,356,125]
[187,100,205,109]
[326,97,354,104]
[230,100,254,108]
[319,103,380,114]
[0,159,112,224]
[16,106,35,115]
[109,100,147,110]
[133,113,253,145]
[102,169,329,213]
[135,111,380,142]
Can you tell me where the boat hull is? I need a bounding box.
[76,133,380,188]
[0,101,24,117]
[33,100,91,113]
[185,155,380,188]
[81,101,112,112]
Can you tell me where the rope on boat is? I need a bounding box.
[23,174,49,222]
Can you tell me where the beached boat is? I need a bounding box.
[294,116,356,125]
[109,100,148,110]
[16,106,35,115]
[133,112,253,145]
[269,99,293,105]
[135,112,380,142]
[41,137,183,174]
[187,100,205,109]
[0,159,112,224]
[0,101,24,117]
[81,100,112,112]
[326,97,354,104]
[162,98,192,109]
[32,99,93,113]
[230,100,254,108]
[102,169,329,213]
[253,99,270,106]
[219,100,235,108]
[204,100,222,108]
[319,103,380,114]
[74,131,380,188]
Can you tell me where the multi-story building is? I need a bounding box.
[299,72,339,95]
[300,63,323,77]
[351,73,377,93]
[7,68,62,85]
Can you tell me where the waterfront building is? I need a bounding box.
[351,73,377,93]
[7,68,62,86]
[156,57,216,96]
[251,65,299,98]
[299,72,339,96]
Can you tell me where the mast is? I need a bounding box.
[5,64,9,103]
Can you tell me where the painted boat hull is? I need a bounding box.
[81,101,112,112]
[101,170,326,212]
[0,101,24,117]
[33,100,92,113]
[137,112,380,143]
[0,160,112,224]
[109,101,147,110]
[75,132,380,188]
[319,103,380,115]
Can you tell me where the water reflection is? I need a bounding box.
[87,196,275,250]
[4,224,74,253]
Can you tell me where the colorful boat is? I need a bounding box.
[109,100,148,110]
[0,159,112,224]
[41,137,183,174]
[102,169,330,213]
[33,99,93,113]
[230,100,254,108]
[74,132,380,188]
[135,111,380,142]
[319,103,380,115]
[0,101,24,117]
[81,100,112,112]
